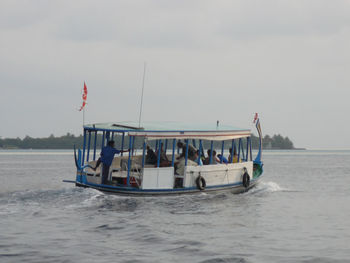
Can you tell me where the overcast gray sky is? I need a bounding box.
[1,0,349,149]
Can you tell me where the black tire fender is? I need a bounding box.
[195,174,206,190]
[242,168,250,188]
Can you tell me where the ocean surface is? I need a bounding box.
[0,150,350,263]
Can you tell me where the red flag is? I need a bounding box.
[253,113,258,123]
[79,82,88,111]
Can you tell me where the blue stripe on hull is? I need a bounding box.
[75,175,263,196]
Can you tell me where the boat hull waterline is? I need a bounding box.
[71,174,262,196]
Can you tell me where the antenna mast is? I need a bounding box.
[138,62,147,128]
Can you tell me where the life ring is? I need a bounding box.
[242,168,250,188]
[196,175,206,190]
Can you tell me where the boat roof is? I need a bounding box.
[84,121,251,141]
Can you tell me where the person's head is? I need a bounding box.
[229,147,237,155]
[108,140,115,147]
[213,150,217,156]
[188,148,196,161]
[177,141,184,148]
[207,149,211,156]
[146,145,150,150]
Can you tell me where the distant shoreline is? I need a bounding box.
[0,133,297,150]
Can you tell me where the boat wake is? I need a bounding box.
[0,187,106,216]
[248,181,287,195]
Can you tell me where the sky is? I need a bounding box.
[0,0,349,149]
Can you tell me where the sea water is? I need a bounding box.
[0,150,350,263]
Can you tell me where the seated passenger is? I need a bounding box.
[146,145,157,165]
[228,148,239,163]
[217,154,228,164]
[196,150,203,165]
[175,148,198,176]
[203,149,219,165]
[177,141,184,155]
[155,144,170,167]
[177,143,197,160]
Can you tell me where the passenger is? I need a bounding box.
[228,148,238,163]
[203,149,219,165]
[177,141,184,155]
[177,143,196,160]
[175,148,198,176]
[217,154,228,164]
[93,140,129,184]
[145,145,157,165]
[155,143,170,166]
[196,150,203,165]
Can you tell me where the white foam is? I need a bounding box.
[250,181,287,194]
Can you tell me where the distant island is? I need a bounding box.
[0,133,298,150]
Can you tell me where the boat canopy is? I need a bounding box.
[84,121,251,141]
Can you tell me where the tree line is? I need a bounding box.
[0,132,295,150]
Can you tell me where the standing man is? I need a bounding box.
[93,140,129,184]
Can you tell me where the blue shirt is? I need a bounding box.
[100,146,121,166]
[217,154,228,164]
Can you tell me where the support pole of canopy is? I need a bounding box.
[249,137,253,161]
[121,132,125,156]
[106,131,110,144]
[87,130,91,162]
[101,131,105,149]
[246,137,250,161]
[82,129,86,166]
[171,139,176,167]
[132,136,135,156]
[229,139,234,163]
[220,141,225,164]
[157,140,162,168]
[198,140,203,165]
[127,136,133,186]
[142,140,146,168]
[241,139,245,161]
[93,131,97,161]
[185,139,189,166]
[238,138,241,162]
[209,141,213,164]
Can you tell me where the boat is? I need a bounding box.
[64,119,263,196]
